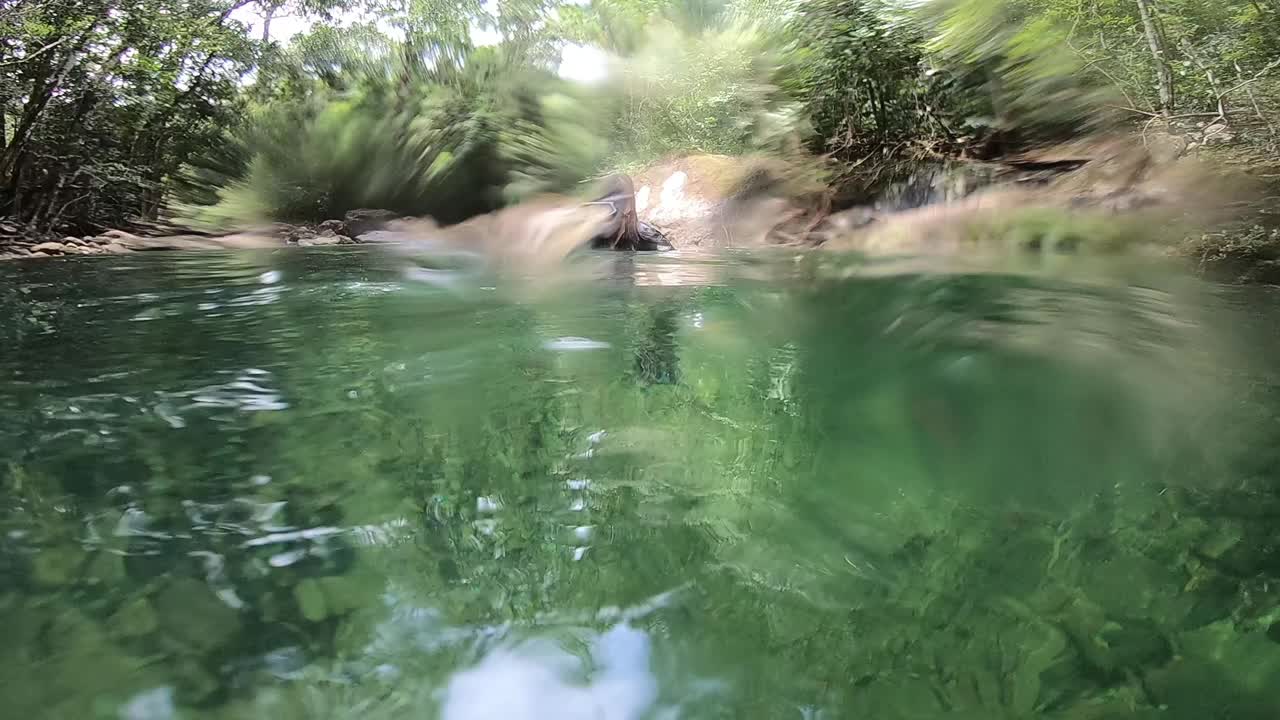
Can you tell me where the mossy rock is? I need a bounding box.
[153,578,242,653]
[110,597,159,638]
[31,545,84,588]
[294,578,328,623]
[293,572,381,624]
[84,549,127,586]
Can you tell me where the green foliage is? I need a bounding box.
[920,0,1120,142]
[605,19,811,167]
[788,1,934,152]
[181,29,609,226]
[922,0,1279,145]
[5,0,1276,233]
[0,0,261,233]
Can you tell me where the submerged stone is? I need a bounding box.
[154,578,242,653]
[111,597,159,638]
[172,656,223,706]
[294,578,328,623]
[84,549,127,585]
[31,545,83,587]
[1096,618,1171,670]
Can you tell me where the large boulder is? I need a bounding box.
[30,241,71,254]
[344,208,400,237]
[631,154,826,248]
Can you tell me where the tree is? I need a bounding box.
[1134,0,1175,115]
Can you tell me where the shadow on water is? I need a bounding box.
[3,247,1280,719]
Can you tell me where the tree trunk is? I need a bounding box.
[0,49,73,176]
[261,2,280,42]
[1135,0,1175,116]
[0,10,106,177]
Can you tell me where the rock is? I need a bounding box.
[100,229,144,242]
[1181,573,1239,630]
[293,573,375,623]
[30,241,69,254]
[62,236,84,246]
[1095,617,1172,670]
[344,208,399,236]
[153,577,242,652]
[172,657,223,705]
[1145,657,1275,718]
[103,242,130,254]
[84,549,127,585]
[1180,620,1280,691]
[319,219,347,235]
[334,608,380,656]
[1202,123,1234,145]
[298,233,344,247]
[355,230,408,243]
[1141,621,1280,718]
[1212,531,1280,578]
[110,597,159,638]
[31,546,83,587]
[294,578,328,622]
[1195,520,1244,560]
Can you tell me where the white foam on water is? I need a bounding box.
[544,337,611,351]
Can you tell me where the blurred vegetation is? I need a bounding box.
[2,0,1276,233]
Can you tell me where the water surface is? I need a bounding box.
[3,247,1280,719]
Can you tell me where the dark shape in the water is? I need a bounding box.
[586,175,673,252]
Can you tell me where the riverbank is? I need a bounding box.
[0,216,375,260]
[4,137,1277,284]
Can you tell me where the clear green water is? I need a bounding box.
[3,248,1280,720]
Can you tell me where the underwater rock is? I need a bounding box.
[1056,599,1173,682]
[290,570,378,624]
[333,607,380,657]
[7,608,159,717]
[1194,520,1245,560]
[84,549,127,585]
[1179,620,1280,694]
[293,579,328,623]
[154,578,242,653]
[1081,550,1183,619]
[1095,618,1172,671]
[1144,658,1274,719]
[171,656,223,706]
[111,597,159,638]
[315,574,375,616]
[31,545,83,587]
[1141,620,1280,718]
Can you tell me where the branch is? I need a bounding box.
[0,35,72,67]
[1072,52,1143,109]
[1106,105,1225,119]
[1218,57,1280,99]
[1180,39,1227,124]
[1234,60,1277,140]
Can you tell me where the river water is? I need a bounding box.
[2,247,1280,719]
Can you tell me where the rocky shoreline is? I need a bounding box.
[0,209,401,260]
[3,137,1272,270]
